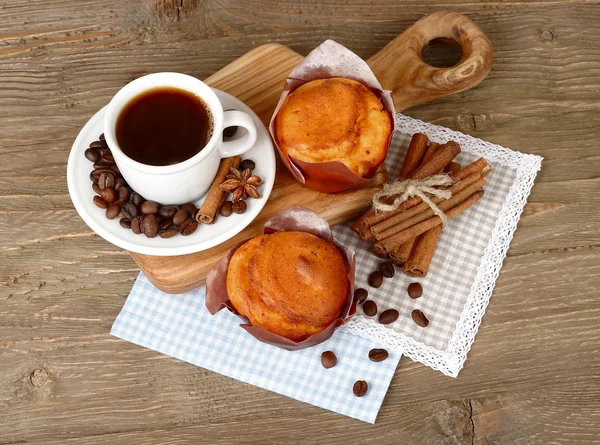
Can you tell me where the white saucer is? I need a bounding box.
[67,89,275,256]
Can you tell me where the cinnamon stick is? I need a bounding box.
[421,142,440,165]
[398,133,429,180]
[445,161,461,174]
[373,190,485,255]
[390,239,416,265]
[403,225,442,277]
[196,156,241,224]
[410,141,461,179]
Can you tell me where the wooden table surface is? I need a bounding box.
[1,1,599,443]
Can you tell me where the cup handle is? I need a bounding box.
[219,110,258,158]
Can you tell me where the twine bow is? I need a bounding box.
[372,174,454,227]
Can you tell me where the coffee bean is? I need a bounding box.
[368,348,389,362]
[159,205,179,218]
[90,168,111,181]
[119,218,132,229]
[100,187,117,203]
[130,192,143,207]
[101,151,115,164]
[368,271,384,288]
[99,133,105,141]
[85,148,101,163]
[379,309,399,325]
[180,203,196,215]
[142,214,159,238]
[159,218,173,230]
[90,140,106,149]
[232,200,247,214]
[140,201,159,215]
[98,172,114,190]
[412,309,429,327]
[93,161,114,170]
[408,282,423,299]
[320,351,337,369]
[92,183,101,194]
[219,201,233,217]
[223,126,238,138]
[105,203,120,220]
[117,186,130,204]
[239,159,255,170]
[109,164,120,175]
[93,196,108,209]
[172,209,189,226]
[362,300,377,317]
[379,262,395,278]
[114,177,126,190]
[353,380,368,397]
[179,219,198,236]
[89,171,96,183]
[131,216,143,234]
[121,202,138,219]
[159,227,179,238]
[353,288,368,305]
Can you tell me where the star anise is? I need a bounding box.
[219,168,263,202]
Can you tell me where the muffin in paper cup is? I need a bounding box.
[205,207,357,351]
[269,40,395,193]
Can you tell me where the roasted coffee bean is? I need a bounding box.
[239,159,255,171]
[90,140,106,149]
[180,203,196,215]
[219,201,233,217]
[93,196,108,209]
[353,380,368,397]
[408,282,423,299]
[101,151,115,164]
[179,219,198,236]
[131,216,143,234]
[85,148,101,163]
[117,186,130,204]
[368,348,389,362]
[114,177,126,190]
[93,161,114,170]
[105,203,121,220]
[109,164,120,175]
[99,133,105,141]
[130,191,144,207]
[91,168,110,180]
[92,183,102,194]
[140,201,159,215]
[379,262,395,278]
[159,218,173,230]
[89,171,96,182]
[368,271,384,288]
[362,300,377,317]
[121,202,138,219]
[223,126,238,138]
[232,200,247,214]
[119,218,132,229]
[98,172,115,190]
[320,351,337,369]
[159,205,179,218]
[100,187,117,203]
[142,214,159,238]
[172,209,189,226]
[159,227,179,238]
[353,288,368,305]
[379,309,399,325]
[412,309,429,327]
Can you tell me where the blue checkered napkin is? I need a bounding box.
[111,273,401,423]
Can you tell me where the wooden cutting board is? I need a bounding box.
[130,11,493,294]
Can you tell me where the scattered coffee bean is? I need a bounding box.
[90,140,106,149]
[114,177,126,190]
[119,218,132,229]
[140,201,159,215]
[142,214,159,238]
[90,168,110,182]
[379,309,399,325]
[180,203,196,216]
[130,191,143,207]
[98,171,114,190]
[85,148,101,163]
[219,201,233,217]
[159,227,179,238]
[379,262,395,278]
[122,202,138,219]
[353,288,368,305]
[408,282,423,299]
[353,380,368,397]
[117,186,130,204]
[159,218,173,230]
[232,200,247,214]
[92,183,101,194]
[173,209,189,226]
[239,159,255,171]
[159,205,179,218]
[93,161,114,170]
[109,164,120,175]
[368,348,389,362]
[99,133,105,141]
[412,309,429,327]
[363,300,378,317]
[100,187,117,203]
[131,216,143,234]
[101,151,115,164]
[179,219,198,236]
[321,351,337,369]
[368,271,384,288]
[105,203,120,220]
[93,195,108,209]
[223,126,238,138]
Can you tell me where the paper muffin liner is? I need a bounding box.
[269,39,396,193]
[205,206,357,351]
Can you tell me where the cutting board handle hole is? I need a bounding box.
[421,38,463,69]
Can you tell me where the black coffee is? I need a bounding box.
[116,87,213,166]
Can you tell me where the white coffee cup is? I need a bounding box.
[103,73,257,204]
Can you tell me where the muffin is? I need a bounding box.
[275,77,392,178]
[226,231,349,341]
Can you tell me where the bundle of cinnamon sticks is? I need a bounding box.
[352,133,492,277]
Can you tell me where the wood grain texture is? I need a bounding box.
[1,0,599,443]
